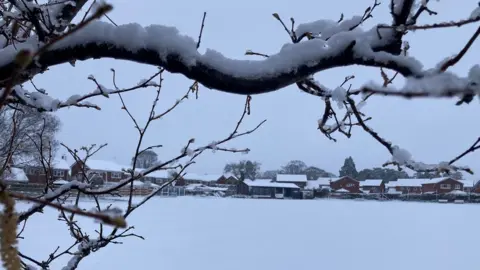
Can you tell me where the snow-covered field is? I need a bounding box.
[15,197,479,270]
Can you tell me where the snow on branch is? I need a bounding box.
[0,4,423,97]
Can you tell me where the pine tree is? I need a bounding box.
[339,156,358,178]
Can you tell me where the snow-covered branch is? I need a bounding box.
[0,13,416,97]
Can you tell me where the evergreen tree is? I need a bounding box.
[339,156,358,178]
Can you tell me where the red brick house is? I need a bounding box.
[421,177,463,194]
[23,156,70,184]
[330,176,360,193]
[360,179,385,194]
[70,159,127,184]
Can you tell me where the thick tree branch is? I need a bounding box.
[0,20,418,96]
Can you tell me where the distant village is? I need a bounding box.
[3,155,480,204]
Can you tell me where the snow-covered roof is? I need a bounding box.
[223,173,238,179]
[51,158,70,170]
[244,179,299,189]
[85,159,126,172]
[360,179,383,187]
[135,169,169,179]
[182,173,223,182]
[276,174,307,183]
[316,177,338,185]
[334,188,350,193]
[4,167,28,182]
[386,179,425,188]
[304,177,337,190]
[458,180,478,188]
[423,177,461,184]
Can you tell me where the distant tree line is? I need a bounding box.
[224,159,335,180]
[224,156,464,182]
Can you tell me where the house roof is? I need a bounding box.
[4,167,28,182]
[316,177,339,185]
[182,173,223,182]
[135,169,169,179]
[85,159,126,172]
[276,174,307,183]
[334,188,350,193]
[305,177,338,190]
[223,173,238,179]
[330,176,358,183]
[51,158,70,170]
[458,180,478,188]
[360,179,383,187]
[244,179,300,189]
[423,177,461,184]
[386,178,425,188]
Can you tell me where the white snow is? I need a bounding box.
[243,179,299,189]
[0,16,424,91]
[51,157,71,170]
[363,68,480,98]
[387,187,403,194]
[470,5,480,19]
[132,180,146,187]
[3,167,28,182]
[14,197,480,270]
[295,16,364,40]
[330,86,347,108]
[304,177,338,190]
[135,169,169,179]
[386,178,428,188]
[458,180,477,188]
[53,179,69,185]
[84,159,126,172]
[423,177,462,184]
[391,145,413,165]
[276,174,308,183]
[360,179,383,187]
[182,173,224,182]
[185,184,228,192]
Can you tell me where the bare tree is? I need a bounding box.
[131,150,159,169]
[0,0,478,269]
[0,106,60,167]
[0,3,264,269]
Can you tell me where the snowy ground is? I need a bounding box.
[14,197,479,270]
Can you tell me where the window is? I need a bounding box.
[455,184,461,190]
[111,172,123,179]
[346,183,355,187]
[53,170,64,177]
[440,184,451,189]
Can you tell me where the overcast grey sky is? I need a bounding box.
[32,0,480,178]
